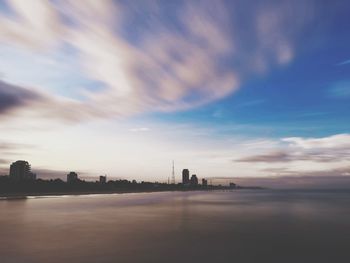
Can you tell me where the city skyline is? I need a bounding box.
[0,0,350,188]
[2,159,239,198]
[3,159,209,185]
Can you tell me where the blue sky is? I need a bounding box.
[0,0,349,188]
[153,52,350,139]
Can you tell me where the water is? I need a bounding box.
[1,190,350,263]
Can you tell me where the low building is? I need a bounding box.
[67,172,78,183]
[99,175,107,184]
[229,182,237,188]
[190,174,198,186]
[202,178,208,186]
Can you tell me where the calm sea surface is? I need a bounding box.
[1,190,350,263]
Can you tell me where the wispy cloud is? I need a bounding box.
[0,79,99,122]
[0,80,44,115]
[282,134,350,149]
[0,0,310,122]
[327,81,350,98]
[0,158,9,165]
[129,127,150,133]
[336,59,350,66]
[0,0,238,120]
[236,150,350,163]
[0,141,38,172]
[235,134,350,165]
[234,99,266,108]
[237,151,290,163]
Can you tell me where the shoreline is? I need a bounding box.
[0,188,248,200]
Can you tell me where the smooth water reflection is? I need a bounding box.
[1,190,350,263]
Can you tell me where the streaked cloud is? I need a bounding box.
[0,0,238,120]
[282,134,350,150]
[234,99,266,108]
[237,151,290,163]
[129,127,150,133]
[0,80,44,115]
[0,141,38,159]
[336,59,350,66]
[236,150,349,163]
[0,79,100,122]
[0,0,63,49]
[235,134,350,170]
[327,81,350,98]
[0,0,309,121]
[0,158,9,165]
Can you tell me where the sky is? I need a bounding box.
[0,0,349,188]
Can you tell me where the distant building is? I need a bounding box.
[99,175,107,184]
[182,169,190,185]
[190,174,198,186]
[202,178,208,186]
[9,160,36,181]
[229,182,237,188]
[67,172,78,183]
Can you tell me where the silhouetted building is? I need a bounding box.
[182,169,190,185]
[202,178,208,186]
[9,160,36,181]
[100,175,107,184]
[190,174,198,186]
[67,172,78,183]
[229,182,236,188]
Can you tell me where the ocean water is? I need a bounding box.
[0,190,350,263]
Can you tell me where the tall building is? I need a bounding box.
[9,160,36,181]
[190,174,198,186]
[182,169,190,185]
[67,172,78,183]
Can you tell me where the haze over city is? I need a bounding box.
[0,0,349,188]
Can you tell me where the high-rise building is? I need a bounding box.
[182,169,190,185]
[9,160,36,181]
[67,172,78,183]
[190,174,198,186]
